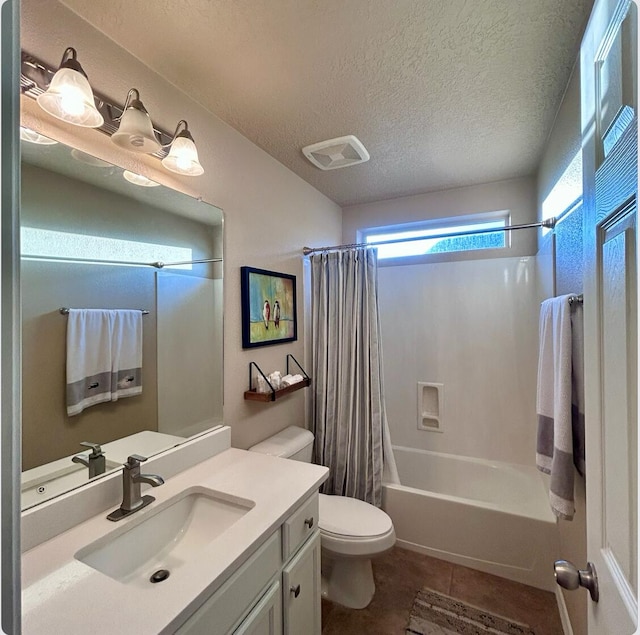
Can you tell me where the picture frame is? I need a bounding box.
[241,266,297,348]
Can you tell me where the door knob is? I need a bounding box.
[554,560,599,602]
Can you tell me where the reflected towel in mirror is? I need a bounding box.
[66,309,142,416]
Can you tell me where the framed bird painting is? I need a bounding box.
[241,266,297,348]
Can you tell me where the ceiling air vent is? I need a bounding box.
[302,135,370,170]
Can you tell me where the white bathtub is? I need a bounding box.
[382,446,559,590]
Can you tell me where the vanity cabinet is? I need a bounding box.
[173,493,321,635]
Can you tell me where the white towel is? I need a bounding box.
[66,309,143,416]
[536,295,577,520]
[111,310,143,401]
[66,309,114,416]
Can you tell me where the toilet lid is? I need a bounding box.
[319,493,393,538]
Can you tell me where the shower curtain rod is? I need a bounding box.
[302,217,557,256]
[150,258,222,268]
[21,255,222,268]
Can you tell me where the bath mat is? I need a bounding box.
[406,588,536,635]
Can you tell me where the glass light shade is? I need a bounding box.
[70,149,112,168]
[20,127,58,145]
[161,135,204,176]
[36,67,104,128]
[112,107,161,153]
[123,170,160,187]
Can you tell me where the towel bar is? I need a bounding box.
[59,307,150,315]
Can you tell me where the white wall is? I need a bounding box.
[342,176,540,467]
[379,256,539,466]
[20,0,342,450]
[537,61,583,228]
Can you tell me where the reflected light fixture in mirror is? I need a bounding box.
[36,47,104,128]
[111,89,161,153]
[123,170,161,187]
[162,120,205,176]
[70,148,112,168]
[20,126,58,145]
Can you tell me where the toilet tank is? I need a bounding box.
[248,426,314,462]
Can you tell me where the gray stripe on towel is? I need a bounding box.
[551,447,575,502]
[66,370,113,407]
[572,404,585,477]
[114,368,142,389]
[67,367,142,408]
[536,414,554,460]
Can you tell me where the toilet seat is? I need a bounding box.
[318,493,396,557]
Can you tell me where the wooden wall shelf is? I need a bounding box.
[244,377,311,402]
[244,355,311,403]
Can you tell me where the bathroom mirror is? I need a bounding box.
[20,135,224,510]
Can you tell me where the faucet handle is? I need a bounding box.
[125,454,148,468]
[80,441,103,457]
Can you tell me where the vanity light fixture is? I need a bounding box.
[20,126,58,145]
[36,47,104,128]
[22,50,205,175]
[161,120,204,176]
[111,89,161,153]
[123,170,161,187]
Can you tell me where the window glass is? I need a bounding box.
[362,216,507,260]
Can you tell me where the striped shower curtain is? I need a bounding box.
[310,247,398,507]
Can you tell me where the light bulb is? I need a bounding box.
[59,86,87,117]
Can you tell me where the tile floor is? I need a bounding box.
[321,547,564,634]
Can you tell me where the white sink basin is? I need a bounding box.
[75,487,254,585]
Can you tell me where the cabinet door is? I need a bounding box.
[174,532,281,635]
[234,581,282,635]
[282,532,321,635]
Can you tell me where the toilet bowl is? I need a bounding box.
[249,426,396,609]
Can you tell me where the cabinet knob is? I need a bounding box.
[304,517,314,529]
[290,584,301,598]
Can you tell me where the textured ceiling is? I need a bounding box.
[59,0,593,206]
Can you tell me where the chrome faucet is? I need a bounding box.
[72,441,106,479]
[107,454,164,522]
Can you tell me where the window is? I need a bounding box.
[21,227,194,269]
[360,213,509,261]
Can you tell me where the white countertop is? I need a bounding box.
[22,448,328,634]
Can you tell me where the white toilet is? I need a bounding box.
[249,425,395,609]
